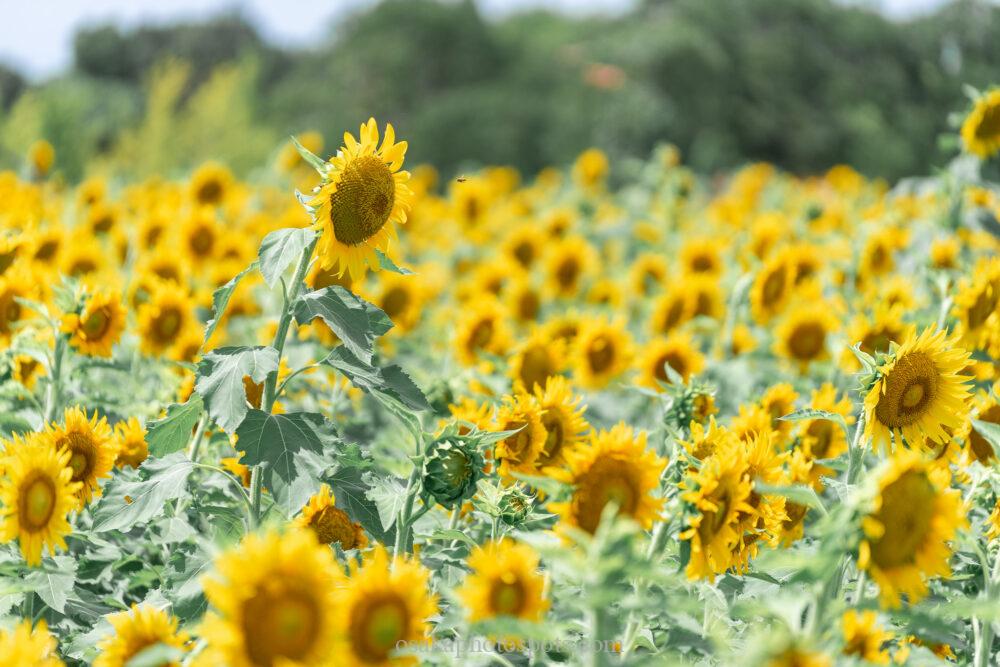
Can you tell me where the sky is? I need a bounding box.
[0,0,959,81]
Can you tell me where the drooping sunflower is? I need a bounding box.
[309,118,413,280]
[335,544,438,666]
[862,328,972,451]
[549,423,666,535]
[961,88,1000,159]
[493,394,547,477]
[679,441,753,581]
[294,483,368,550]
[114,417,148,469]
[572,318,633,390]
[94,604,189,667]
[637,332,705,390]
[532,376,589,469]
[200,529,344,667]
[773,302,839,371]
[189,161,233,207]
[136,282,198,359]
[44,406,116,508]
[0,432,81,566]
[457,539,548,623]
[61,290,127,358]
[858,450,966,607]
[840,610,891,664]
[0,620,63,666]
[509,330,565,393]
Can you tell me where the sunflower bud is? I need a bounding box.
[498,485,533,526]
[421,433,485,509]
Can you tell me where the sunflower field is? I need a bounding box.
[2,82,1000,667]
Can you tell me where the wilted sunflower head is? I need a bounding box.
[295,484,368,550]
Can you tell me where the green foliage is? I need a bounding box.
[195,346,279,434]
[146,395,204,457]
[258,228,317,288]
[91,454,196,532]
[292,286,392,363]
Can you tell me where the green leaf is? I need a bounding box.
[971,418,1000,460]
[778,408,852,446]
[146,395,204,457]
[375,249,413,275]
[25,555,76,613]
[258,227,317,288]
[92,454,195,532]
[293,287,392,363]
[195,346,278,434]
[235,410,337,513]
[324,346,430,412]
[164,543,211,620]
[326,463,390,543]
[754,482,827,515]
[365,473,407,533]
[202,262,257,348]
[125,644,185,667]
[291,135,327,173]
[426,528,476,547]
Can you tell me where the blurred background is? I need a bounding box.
[0,0,997,182]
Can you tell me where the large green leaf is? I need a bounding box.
[258,227,316,288]
[293,286,392,362]
[92,454,195,532]
[202,262,257,348]
[323,346,430,412]
[235,410,339,513]
[364,472,407,533]
[146,395,204,457]
[25,555,76,613]
[195,346,278,434]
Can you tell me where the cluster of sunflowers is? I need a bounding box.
[1,87,1000,666]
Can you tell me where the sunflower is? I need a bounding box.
[679,441,753,581]
[0,266,38,344]
[862,328,972,451]
[509,330,565,392]
[858,450,966,607]
[190,161,233,207]
[679,417,738,465]
[637,332,705,390]
[572,147,609,191]
[335,544,437,666]
[200,529,344,667]
[953,262,1000,349]
[12,354,45,390]
[773,302,838,370]
[135,253,190,286]
[731,432,788,571]
[94,604,189,667]
[45,406,116,508]
[61,234,107,278]
[572,318,633,389]
[493,394,547,477]
[0,432,81,565]
[373,272,423,332]
[451,176,494,238]
[504,276,543,324]
[453,299,511,366]
[27,226,63,268]
[798,383,854,462]
[0,620,63,666]
[549,423,666,535]
[61,290,127,358]
[760,383,800,443]
[457,539,548,623]
[294,484,368,550]
[958,392,1000,466]
[628,253,669,297]
[763,642,832,667]
[309,118,413,280]
[845,305,913,368]
[841,610,891,664]
[929,237,960,270]
[546,236,597,298]
[136,282,198,358]
[532,376,589,469]
[679,237,724,276]
[114,417,148,469]
[28,140,55,177]
[687,273,725,320]
[181,210,220,264]
[779,450,814,546]
[750,254,793,323]
[649,285,694,334]
[221,455,252,488]
[502,223,545,270]
[987,498,1000,541]
[85,202,121,236]
[961,88,1000,159]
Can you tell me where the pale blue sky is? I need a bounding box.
[0,0,958,81]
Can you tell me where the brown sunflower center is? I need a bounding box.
[242,587,321,666]
[310,505,360,549]
[513,241,534,267]
[516,290,540,321]
[329,155,395,246]
[967,288,997,330]
[153,306,183,342]
[868,470,936,568]
[974,102,1000,140]
[586,335,615,374]
[189,226,215,256]
[92,214,114,233]
[19,472,57,532]
[874,351,939,429]
[690,254,714,273]
[861,328,897,356]
[655,352,685,383]
[788,321,826,360]
[1,294,21,329]
[574,458,640,534]
[196,178,223,205]
[518,345,555,391]
[81,306,112,340]
[35,240,59,261]
[807,420,833,458]
[555,257,580,290]
[350,594,410,663]
[489,574,527,616]
[381,286,409,319]
[69,258,97,276]
[697,487,733,544]
[58,433,96,486]
[761,267,786,305]
[538,412,565,465]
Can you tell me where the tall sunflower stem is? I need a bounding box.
[620,520,671,660]
[394,465,422,557]
[42,335,66,424]
[186,414,208,462]
[846,412,867,486]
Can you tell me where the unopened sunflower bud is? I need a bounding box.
[498,486,533,526]
[421,435,484,509]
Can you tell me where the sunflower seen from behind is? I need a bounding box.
[549,423,665,535]
[457,539,548,625]
[94,604,189,667]
[0,432,81,566]
[309,118,413,280]
[862,328,972,452]
[335,544,437,666]
[200,529,344,666]
[858,450,966,607]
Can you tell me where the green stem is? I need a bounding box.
[249,466,264,529]
[42,335,66,424]
[620,520,671,659]
[393,466,422,556]
[186,414,208,462]
[846,412,867,486]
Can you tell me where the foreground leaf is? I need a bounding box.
[293,286,392,362]
[146,395,204,457]
[92,454,195,532]
[258,227,317,288]
[195,346,278,434]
